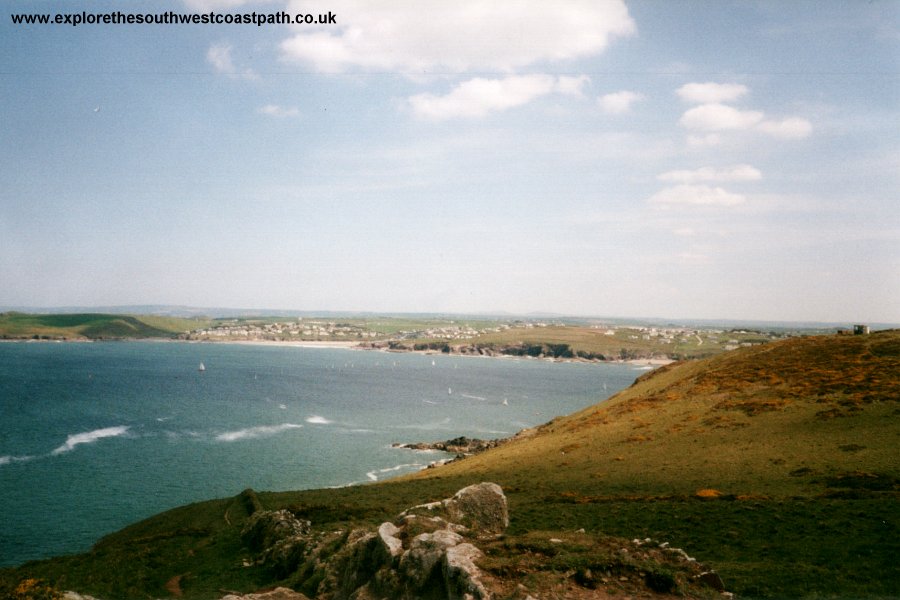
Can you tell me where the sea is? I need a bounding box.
[0,341,640,567]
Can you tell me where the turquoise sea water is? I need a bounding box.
[0,341,639,567]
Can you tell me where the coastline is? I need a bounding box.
[224,340,360,349]
[0,337,675,367]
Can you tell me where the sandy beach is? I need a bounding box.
[227,340,361,349]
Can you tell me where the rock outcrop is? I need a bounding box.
[393,436,506,455]
[241,509,313,577]
[230,482,729,600]
[238,483,504,600]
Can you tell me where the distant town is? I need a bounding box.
[1,310,880,362]
[177,316,811,361]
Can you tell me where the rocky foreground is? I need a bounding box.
[145,483,728,600]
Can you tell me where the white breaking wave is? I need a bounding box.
[51,426,131,455]
[366,462,423,481]
[0,454,35,466]
[305,416,332,425]
[460,393,487,401]
[216,423,303,442]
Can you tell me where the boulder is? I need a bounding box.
[397,482,508,536]
[443,543,489,600]
[377,521,404,561]
[445,483,509,535]
[399,529,464,589]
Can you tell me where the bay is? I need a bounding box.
[0,341,638,567]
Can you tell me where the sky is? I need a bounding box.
[1,0,898,322]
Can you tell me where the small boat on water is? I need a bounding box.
[198,362,206,372]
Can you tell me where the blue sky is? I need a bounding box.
[1,0,898,322]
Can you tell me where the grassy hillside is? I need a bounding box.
[2,332,898,599]
[0,312,211,340]
[448,324,780,360]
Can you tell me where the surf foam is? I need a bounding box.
[0,455,34,467]
[51,426,131,455]
[305,416,332,425]
[215,423,303,442]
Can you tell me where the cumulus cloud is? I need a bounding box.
[598,90,644,114]
[649,184,746,207]
[207,43,256,79]
[410,75,586,120]
[556,75,591,97]
[280,0,635,73]
[679,103,764,131]
[757,117,813,139]
[687,133,722,147]
[677,82,748,104]
[657,164,762,184]
[258,104,300,118]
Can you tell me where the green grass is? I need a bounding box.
[0,313,211,340]
[451,325,782,360]
[2,332,898,599]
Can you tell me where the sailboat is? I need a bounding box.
[502,398,509,406]
[198,362,206,372]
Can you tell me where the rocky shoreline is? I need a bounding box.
[359,340,674,365]
[392,436,508,459]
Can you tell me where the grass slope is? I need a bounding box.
[457,325,775,359]
[0,313,210,340]
[2,332,898,599]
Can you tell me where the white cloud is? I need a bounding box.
[649,184,746,207]
[409,75,581,120]
[207,43,256,79]
[207,43,234,73]
[757,117,813,139]
[686,133,721,147]
[677,82,748,104]
[598,90,644,114]
[259,104,300,118]
[679,103,764,131]
[280,0,635,72]
[658,165,762,184]
[556,75,591,97]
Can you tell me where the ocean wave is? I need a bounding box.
[366,462,424,481]
[215,423,303,442]
[0,454,35,467]
[305,416,332,425]
[51,426,131,455]
[460,393,487,401]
